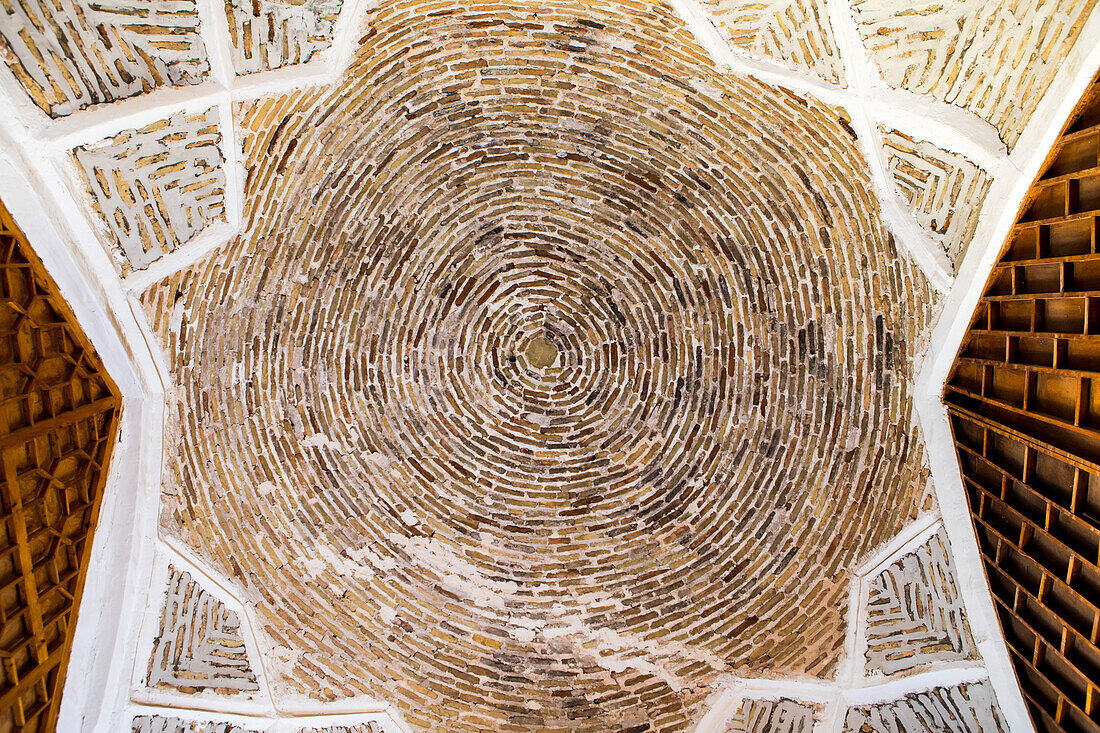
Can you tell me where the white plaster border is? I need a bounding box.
[910,9,1100,733]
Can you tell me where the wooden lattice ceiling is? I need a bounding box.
[0,201,120,731]
[948,72,1100,733]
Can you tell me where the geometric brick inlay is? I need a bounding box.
[865,526,977,676]
[225,0,344,75]
[881,129,992,269]
[132,716,260,733]
[74,109,226,275]
[701,0,845,86]
[0,0,209,118]
[726,698,815,733]
[146,566,259,694]
[843,680,1006,732]
[851,0,1099,147]
[296,725,383,733]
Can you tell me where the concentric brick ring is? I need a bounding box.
[146,1,939,730]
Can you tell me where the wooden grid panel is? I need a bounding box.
[0,202,120,732]
[948,73,1100,733]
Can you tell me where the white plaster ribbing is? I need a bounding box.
[194,0,236,89]
[822,0,953,291]
[868,87,1009,172]
[840,664,990,705]
[669,0,1016,292]
[327,0,371,75]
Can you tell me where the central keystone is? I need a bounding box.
[526,337,558,368]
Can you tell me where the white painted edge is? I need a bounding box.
[125,702,409,733]
[840,665,990,706]
[0,124,166,733]
[850,106,955,292]
[854,511,942,580]
[867,86,1009,172]
[127,704,277,731]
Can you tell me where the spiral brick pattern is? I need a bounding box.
[142,1,940,729]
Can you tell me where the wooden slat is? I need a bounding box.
[948,73,1100,733]
[0,201,121,732]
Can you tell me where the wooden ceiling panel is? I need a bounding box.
[0,202,121,732]
[948,72,1100,733]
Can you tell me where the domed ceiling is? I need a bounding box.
[2,0,1098,730]
[140,2,938,729]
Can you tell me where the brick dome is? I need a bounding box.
[140,2,937,729]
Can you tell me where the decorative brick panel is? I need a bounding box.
[881,129,991,269]
[851,0,1098,147]
[865,527,977,675]
[132,716,260,733]
[225,0,344,75]
[74,109,226,274]
[843,681,1006,732]
[726,698,815,733]
[701,0,845,85]
[0,0,209,118]
[146,566,259,695]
